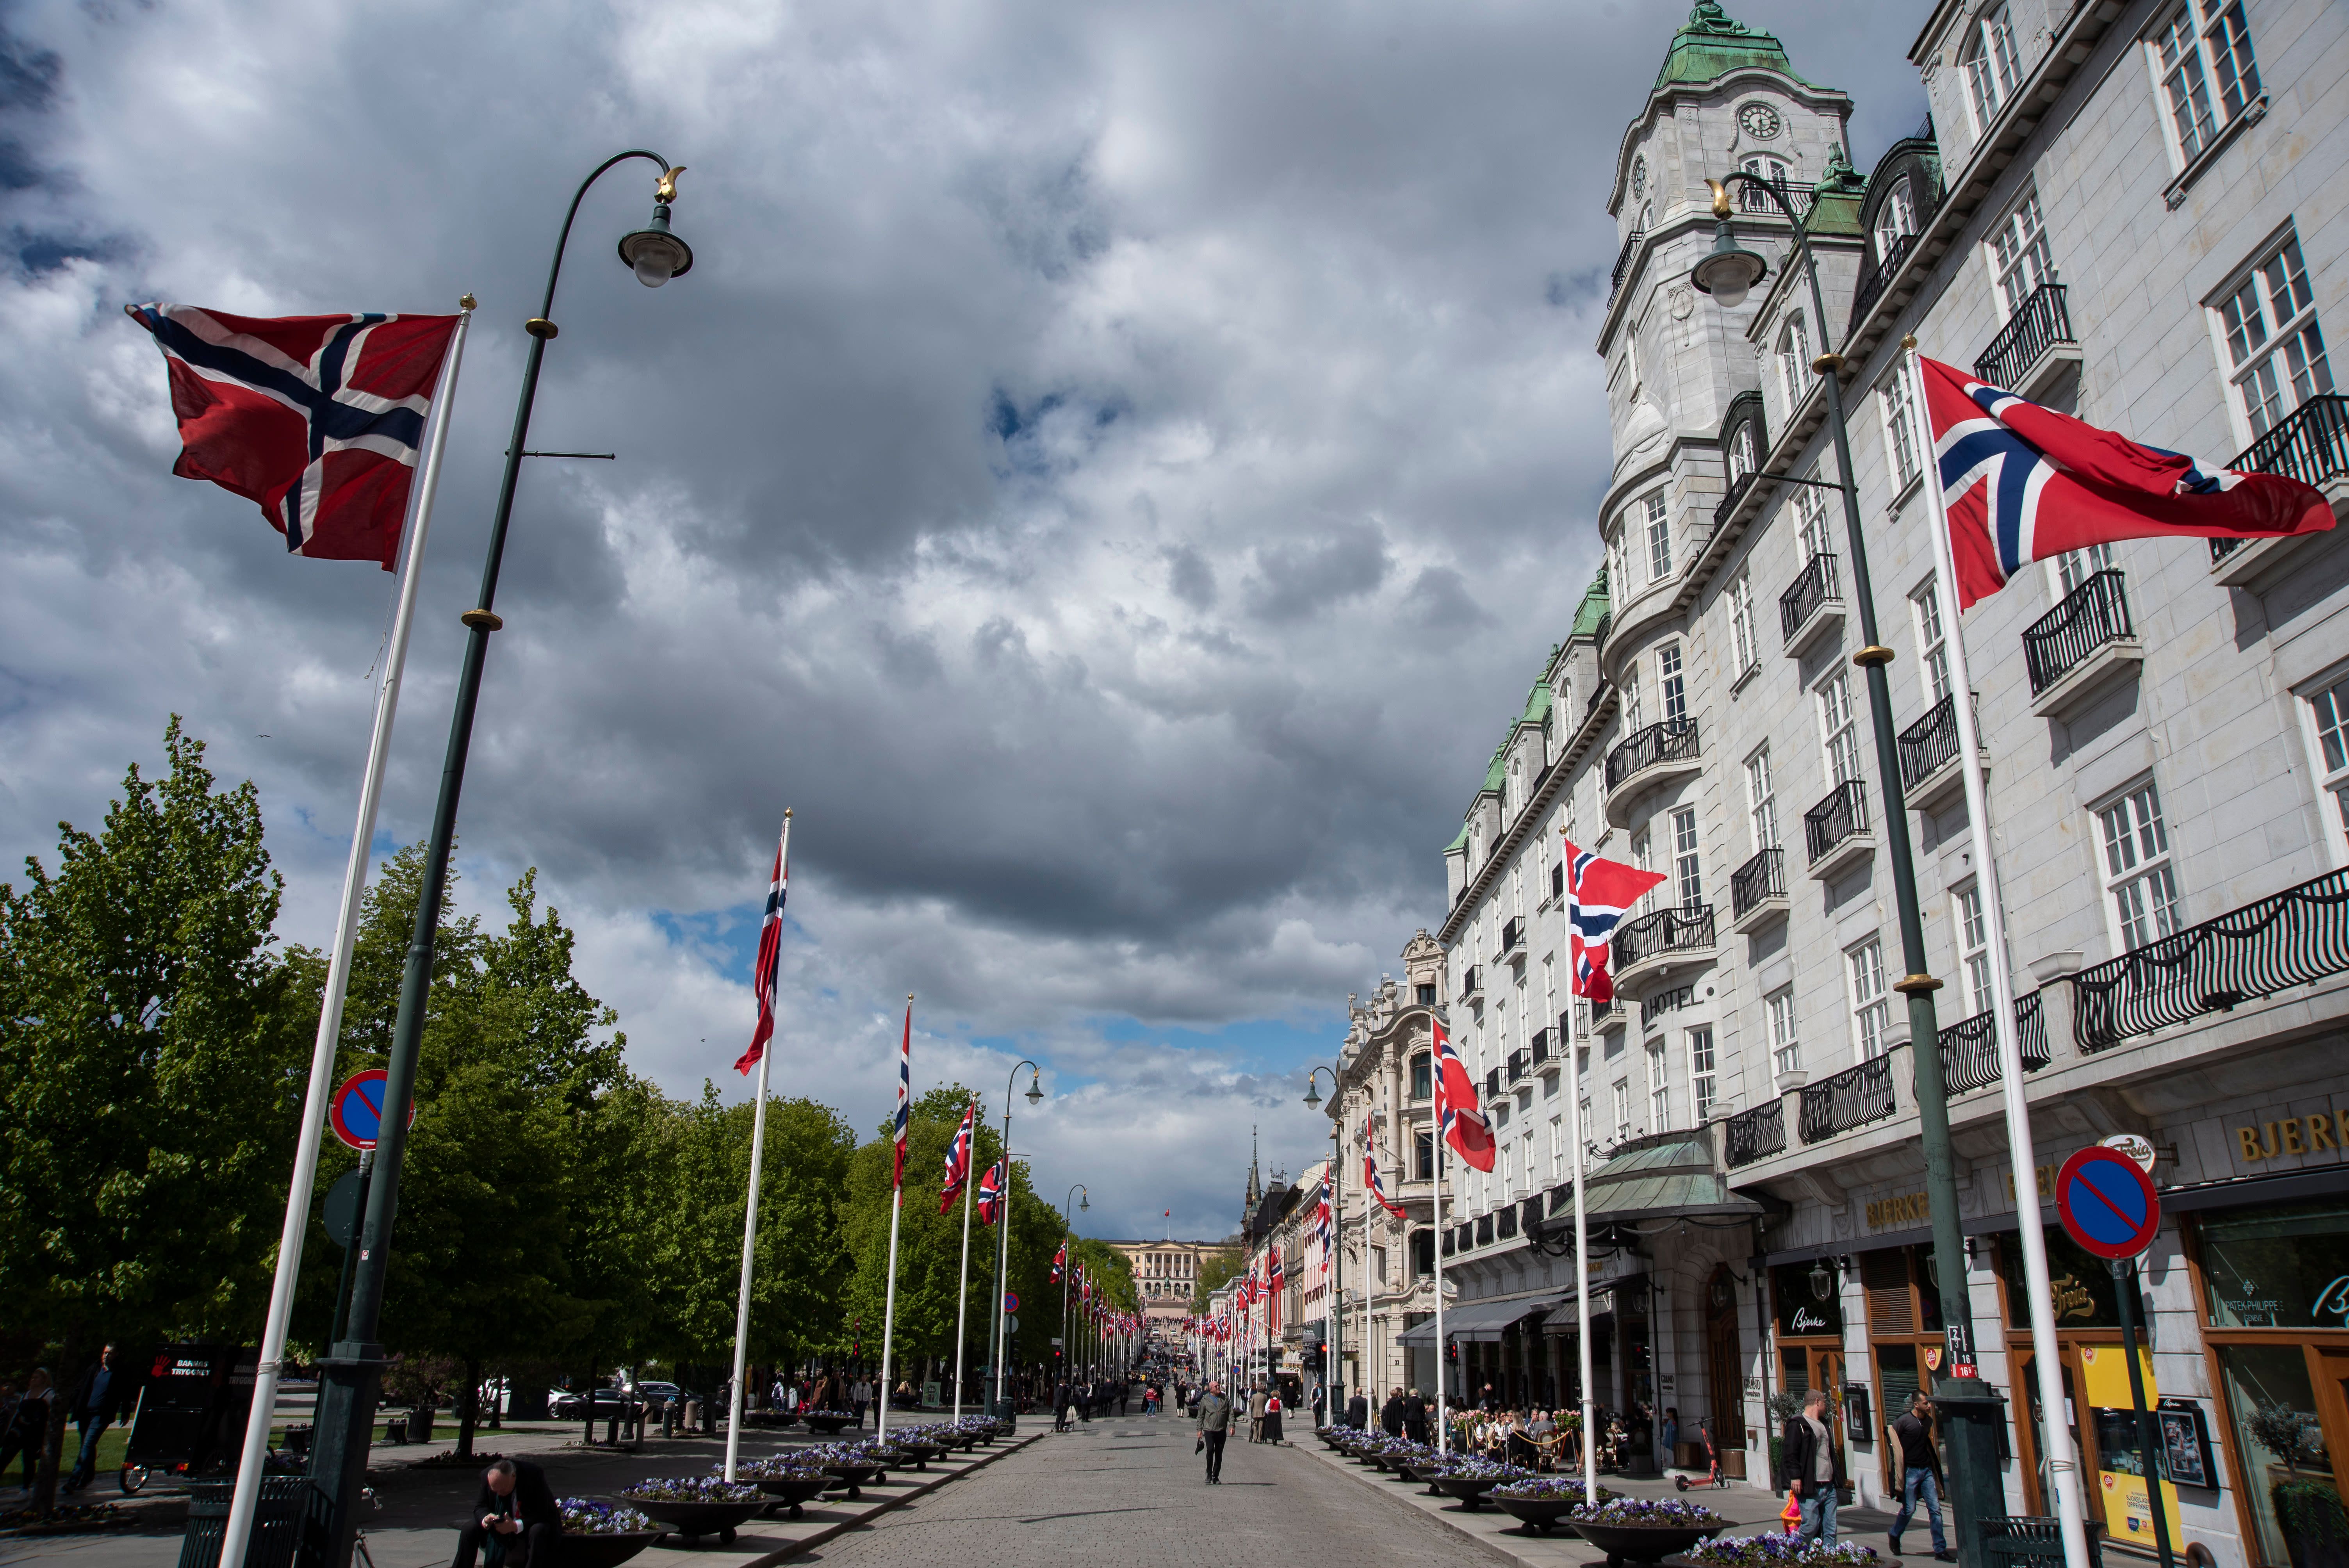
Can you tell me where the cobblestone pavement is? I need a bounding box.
[806,1418,1519,1568]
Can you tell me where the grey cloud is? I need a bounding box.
[1241,520,1392,622]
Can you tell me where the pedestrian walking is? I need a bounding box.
[0,1372,52,1491]
[1054,1379,1072,1433]
[1887,1392,1953,1560]
[63,1346,133,1495]
[1402,1388,1428,1444]
[451,1458,560,1568]
[1262,1390,1283,1446]
[1784,1388,1846,1547]
[1346,1389,1369,1431]
[1246,1383,1266,1443]
[1195,1380,1232,1484]
[1380,1388,1403,1436]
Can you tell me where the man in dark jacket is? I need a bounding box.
[1402,1388,1429,1444]
[63,1347,135,1495]
[1195,1381,1232,1484]
[1380,1389,1404,1436]
[1346,1390,1369,1431]
[1782,1390,1846,1547]
[452,1458,560,1568]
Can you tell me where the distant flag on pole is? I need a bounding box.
[736,830,789,1074]
[977,1159,1005,1225]
[1431,1017,1497,1172]
[127,303,462,569]
[1363,1113,1406,1218]
[1051,1242,1066,1282]
[939,1099,976,1213]
[1564,840,1667,1007]
[891,1001,911,1188]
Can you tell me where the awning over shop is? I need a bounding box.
[1394,1295,1556,1347]
[1540,1274,1650,1330]
[1527,1130,1765,1241]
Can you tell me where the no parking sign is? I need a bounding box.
[2054,1145,2162,1260]
[328,1069,414,1151]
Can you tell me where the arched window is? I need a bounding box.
[1963,5,2023,132]
[1739,154,1791,210]
[1874,176,1918,264]
[1777,313,1812,413]
[1730,420,1758,481]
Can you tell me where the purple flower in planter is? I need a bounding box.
[1686,1534,1881,1567]
[619,1477,761,1504]
[557,1499,654,1535]
[1571,1497,1729,1525]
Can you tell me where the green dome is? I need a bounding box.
[1656,1,1807,89]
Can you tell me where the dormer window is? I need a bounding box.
[1776,312,1813,415]
[1962,4,2023,134]
[1873,177,1918,264]
[1729,420,1758,481]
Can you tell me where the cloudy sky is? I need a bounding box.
[0,0,1926,1241]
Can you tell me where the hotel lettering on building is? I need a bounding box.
[1325,5,2349,1566]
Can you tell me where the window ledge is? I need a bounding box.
[2164,95,2268,211]
[1887,469,1924,517]
[1730,657,1761,695]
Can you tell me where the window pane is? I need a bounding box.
[2203,0,2261,119]
[2315,679,2349,773]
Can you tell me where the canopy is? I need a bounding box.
[1527,1130,1764,1241]
[1395,1295,1557,1347]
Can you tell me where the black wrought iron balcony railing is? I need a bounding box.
[1613,905,1716,971]
[1608,228,1646,305]
[1484,1067,1503,1101]
[1898,693,1964,792]
[2214,395,2349,562]
[1506,1049,1529,1084]
[1496,1206,1518,1239]
[1779,552,1840,643]
[1715,469,1762,531]
[1724,1099,1786,1168]
[2023,569,2133,695]
[1973,282,2075,392]
[2073,867,2349,1052]
[1798,1054,1898,1144]
[1803,780,1870,865]
[1500,916,1524,955]
[1576,998,1622,1035]
[1849,230,1918,335]
[1605,718,1700,790]
[1731,846,1786,918]
[1737,177,1816,217]
[1529,1026,1554,1067]
[1459,964,1481,1000]
[1938,991,2051,1094]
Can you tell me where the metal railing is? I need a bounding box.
[2213,394,2349,561]
[1506,1049,1529,1085]
[1798,1054,1898,1144]
[2023,570,2133,695]
[1898,693,1961,792]
[1501,916,1524,954]
[1731,847,1785,918]
[1577,998,1622,1034]
[1459,964,1481,1000]
[1973,282,2075,392]
[2073,867,2349,1051]
[1613,905,1716,971]
[1724,1100,1786,1167]
[1937,991,2050,1094]
[1779,552,1841,643]
[1608,228,1647,305]
[1804,780,1870,865]
[1849,230,1917,333]
[1529,1027,1554,1067]
[1715,469,1761,531]
[1738,177,1816,217]
[1606,718,1700,790]
[1484,1067,1502,1101]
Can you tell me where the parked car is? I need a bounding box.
[551,1388,642,1422]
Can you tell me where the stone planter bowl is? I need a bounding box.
[1432,1475,1504,1510]
[1565,1520,1723,1567]
[753,1473,832,1518]
[621,1496,766,1546]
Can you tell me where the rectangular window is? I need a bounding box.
[1659,642,1687,726]
[1912,579,1952,703]
[1412,1051,1432,1099]
[1957,883,1994,1016]
[1746,746,1780,852]
[1768,989,1800,1076]
[1989,187,2055,317]
[1965,4,2023,131]
[1794,476,1833,561]
[1729,568,1757,674]
[2153,0,2260,162]
[1632,829,1656,914]
[1818,671,1863,786]
[1644,490,1672,582]
[1848,936,1891,1060]
[1415,1130,1435,1180]
[1647,1042,1668,1133]
[1882,369,1922,488]
[2057,542,2117,597]
[2217,234,2333,440]
[2311,673,2349,861]
[1777,312,1812,417]
[2100,782,2183,950]
[1688,1026,1717,1120]
[1672,806,1702,909]
[1613,1078,1632,1142]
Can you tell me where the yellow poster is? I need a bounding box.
[2079,1347,2182,1550]
[2078,1344,2156,1409]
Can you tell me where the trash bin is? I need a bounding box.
[178,1477,312,1568]
[1980,1516,2105,1568]
[988,1399,1017,1432]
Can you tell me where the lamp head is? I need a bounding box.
[1690,216,1767,311]
[1025,1072,1044,1105]
[1080,1194,1090,1211]
[617,178,693,289]
[1303,1078,1321,1108]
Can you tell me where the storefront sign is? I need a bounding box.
[1642,985,1696,1027]
[2101,1133,2157,1173]
[1866,1191,1930,1229]
[2233,1111,2349,1163]
[1772,1262,1843,1336]
[2000,1161,2064,1203]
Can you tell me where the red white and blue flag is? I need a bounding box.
[1919,355,2331,610]
[1312,1181,1333,1265]
[736,827,789,1074]
[1565,839,1667,1007]
[939,1099,976,1213]
[1269,1249,1285,1294]
[128,304,461,569]
[890,1003,911,1188]
[976,1158,1005,1225]
[1432,1018,1496,1172]
[1363,1114,1406,1218]
[1051,1242,1066,1283]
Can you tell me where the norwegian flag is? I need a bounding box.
[1432,1017,1496,1171]
[939,1099,976,1213]
[128,304,461,568]
[1565,839,1667,1007]
[890,1003,911,1188]
[976,1158,1005,1225]
[1269,1249,1285,1294]
[1051,1242,1066,1283]
[1919,355,2331,610]
[736,827,789,1074]
[1363,1113,1406,1218]
[1312,1182,1333,1275]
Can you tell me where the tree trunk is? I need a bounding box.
[456,1358,480,1459]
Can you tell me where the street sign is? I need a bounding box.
[328,1069,412,1151]
[1007,1315,1019,1333]
[2055,1145,2162,1260]
[322,1169,365,1247]
[1003,1292,1019,1313]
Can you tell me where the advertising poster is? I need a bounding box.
[2079,1345,2183,1549]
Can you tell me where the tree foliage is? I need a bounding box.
[1191,1247,1245,1311]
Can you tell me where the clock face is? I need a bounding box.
[1739,103,1782,139]
[1630,157,1647,200]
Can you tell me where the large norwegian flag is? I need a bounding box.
[890,1003,911,1189]
[1565,839,1667,1007]
[735,829,789,1074]
[1920,355,2331,609]
[939,1099,977,1213]
[1431,1018,1496,1172]
[1363,1114,1406,1218]
[128,304,461,568]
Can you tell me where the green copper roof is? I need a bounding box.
[1445,820,1470,854]
[1656,1,1806,89]
[1803,142,1868,237]
[1481,740,1509,794]
[1571,567,1610,638]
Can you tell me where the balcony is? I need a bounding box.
[1608,227,1647,306]
[1803,780,1873,881]
[1578,998,1625,1037]
[1714,469,1761,533]
[1604,719,1701,827]
[1972,282,2079,401]
[2025,570,2142,718]
[1723,1099,1786,1168]
[1612,905,1717,992]
[1506,1048,1529,1086]
[1736,177,1816,217]
[1798,1054,1898,1144]
[1500,916,1524,957]
[1458,964,1482,1003]
[2073,866,2349,1053]
[1730,846,1788,934]
[2211,395,2349,586]
[1937,991,2051,1095]
[1848,231,1917,336]
[1897,693,1986,816]
[1484,1067,1503,1102]
[1779,553,1843,659]
[1529,1026,1556,1071]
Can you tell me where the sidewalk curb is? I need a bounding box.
[1294,1437,1595,1568]
[736,1431,1042,1567]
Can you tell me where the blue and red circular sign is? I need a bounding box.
[1003,1292,1021,1314]
[2054,1146,2162,1260]
[329,1069,413,1151]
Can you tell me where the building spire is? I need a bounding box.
[1244,1121,1263,1221]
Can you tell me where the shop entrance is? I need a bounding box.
[1704,1266,1745,1474]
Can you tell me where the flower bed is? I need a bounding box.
[1486,1477,1619,1535]
[1682,1537,1880,1567]
[554,1499,660,1568]
[1572,1499,1727,1527]
[616,1477,766,1545]
[1560,1496,1731,1564]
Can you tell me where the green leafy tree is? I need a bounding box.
[0,719,305,1506]
[1191,1247,1244,1311]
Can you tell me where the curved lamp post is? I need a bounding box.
[1060,1183,1089,1379]
[307,151,693,1568]
[990,1060,1043,1413]
[1303,1067,1343,1425]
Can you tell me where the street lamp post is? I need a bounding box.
[306,150,692,1568]
[1303,1067,1342,1427]
[1060,1183,1089,1390]
[1689,171,2003,1563]
[991,1061,1043,1416]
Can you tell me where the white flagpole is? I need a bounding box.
[1903,338,2093,1567]
[724,812,791,1482]
[1562,832,1597,1501]
[1434,1093,1449,1454]
[877,996,911,1445]
[220,299,472,1568]
[952,1100,977,1422]
[1326,1164,1339,1426]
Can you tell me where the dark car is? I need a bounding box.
[550,1388,642,1422]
